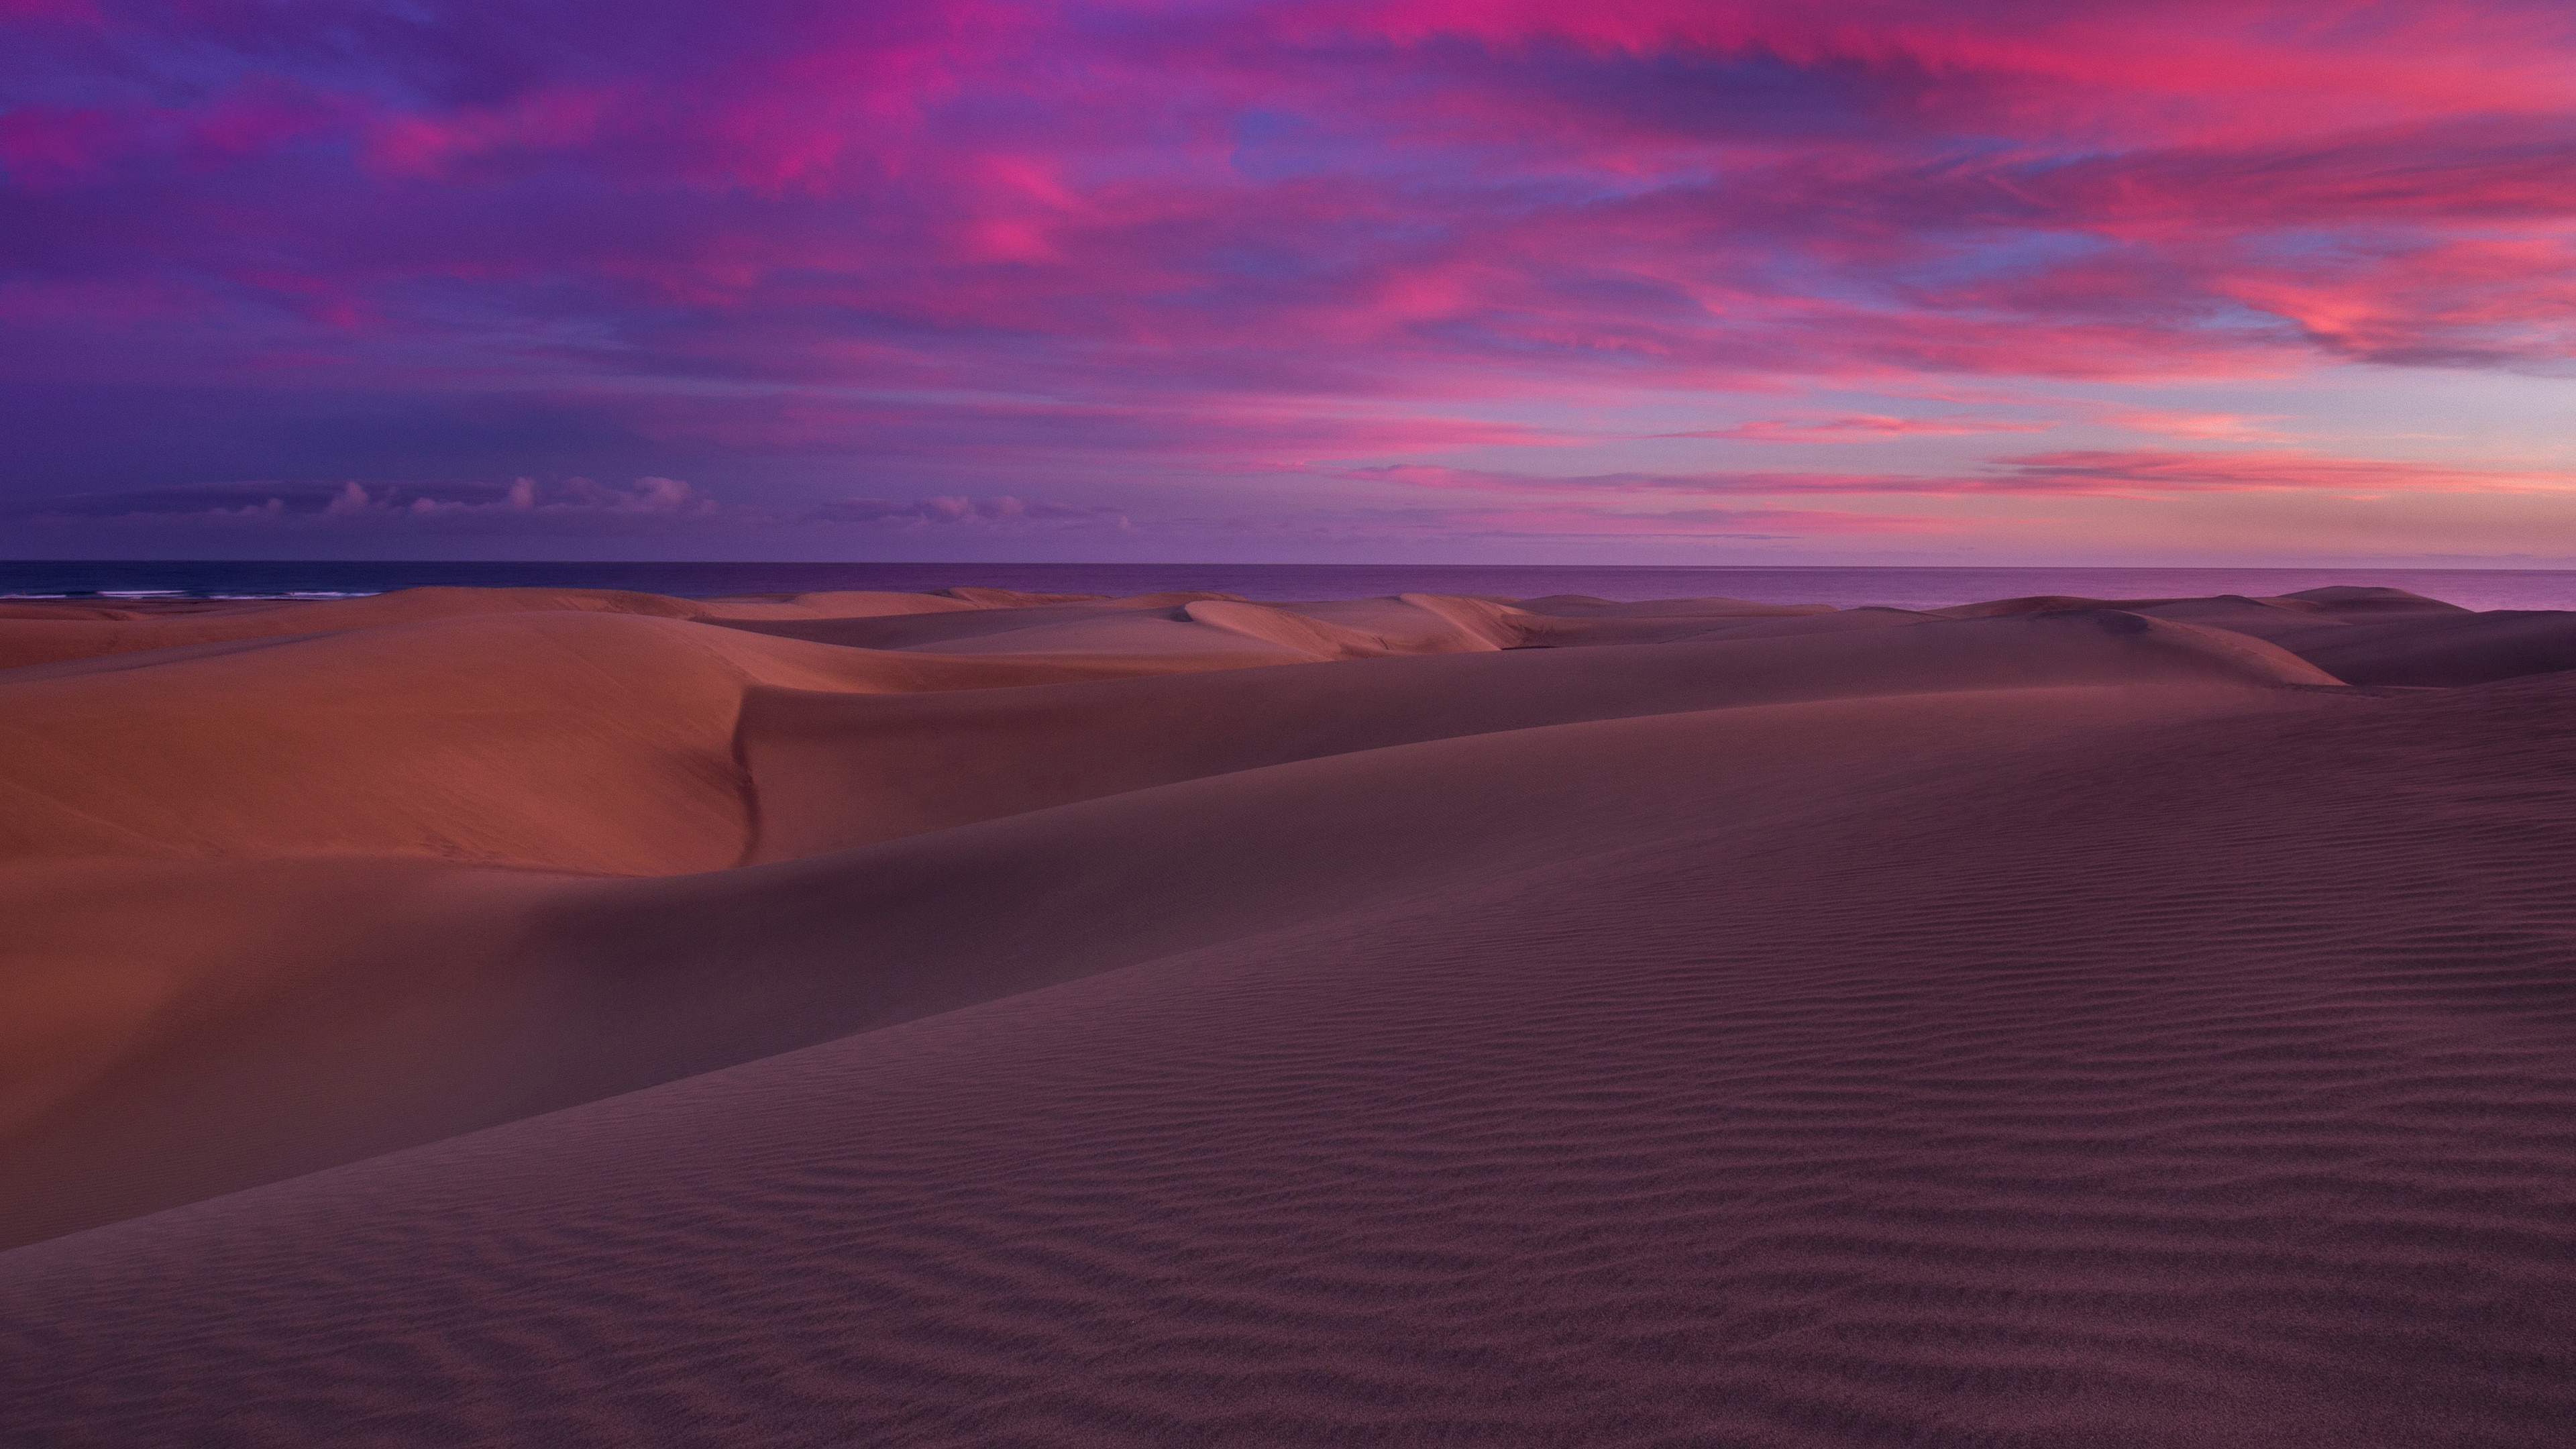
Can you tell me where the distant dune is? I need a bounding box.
[3,584,2573,1446]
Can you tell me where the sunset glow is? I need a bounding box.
[7,0,2576,561]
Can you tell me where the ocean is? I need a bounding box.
[5,559,2575,612]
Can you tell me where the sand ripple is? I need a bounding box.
[2,584,2572,1445]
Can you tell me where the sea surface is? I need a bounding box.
[6,559,2576,612]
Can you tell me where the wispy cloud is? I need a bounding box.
[1660,415,2055,443]
[1357,449,2576,498]
[2096,411,2291,441]
[1984,449,2576,495]
[803,496,1127,527]
[2,477,1124,533]
[7,1,2576,555]
[1432,504,1956,539]
[3,476,708,520]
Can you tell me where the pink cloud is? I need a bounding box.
[1358,449,2576,498]
[563,383,1600,464]
[1662,415,2055,443]
[18,1,2576,388]
[0,107,126,188]
[9,0,2576,551]
[2097,411,2290,441]
[1988,449,2576,495]
[1340,3,2576,142]
[1432,503,1955,539]
[1353,464,1937,494]
[365,87,625,180]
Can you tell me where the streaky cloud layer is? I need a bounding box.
[4,0,2576,561]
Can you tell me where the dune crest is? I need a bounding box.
[0,582,1221,670]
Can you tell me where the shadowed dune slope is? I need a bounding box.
[5,666,2574,1446]
[0,684,2294,1249]
[1929,585,2466,623]
[1915,588,2576,687]
[714,591,1524,658]
[2102,596,2576,686]
[1507,604,1928,647]
[741,609,2334,860]
[2272,610,2576,686]
[1510,592,1831,617]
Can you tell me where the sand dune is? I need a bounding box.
[0,584,1097,670]
[739,609,2333,861]
[0,608,1254,872]
[3,584,2573,1446]
[2262,610,2576,686]
[713,590,1524,659]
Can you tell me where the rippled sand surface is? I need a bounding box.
[3,583,2571,1446]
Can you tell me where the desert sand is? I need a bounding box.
[2,582,2572,1446]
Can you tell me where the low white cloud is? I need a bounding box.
[3,477,1135,539]
[804,494,1125,526]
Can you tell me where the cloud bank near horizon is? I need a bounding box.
[6,0,2576,561]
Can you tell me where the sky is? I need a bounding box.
[5,0,2576,564]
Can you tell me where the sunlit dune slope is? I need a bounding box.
[0,584,1089,670]
[0,608,1247,873]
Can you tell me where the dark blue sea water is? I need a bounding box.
[6,559,2575,612]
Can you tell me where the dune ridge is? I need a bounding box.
[3,582,2573,1446]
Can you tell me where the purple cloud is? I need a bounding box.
[6,1,2576,557]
